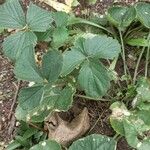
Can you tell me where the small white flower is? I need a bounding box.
[145,12,148,15]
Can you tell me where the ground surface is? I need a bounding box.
[0,0,149,149]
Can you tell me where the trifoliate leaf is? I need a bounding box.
[107,6,136,30]
[136,2,150,29]
[14,46,43,82]
[0,0,26,29]
[69,134,116,150]
[26,3,53,32]
[3,31,37,60]
[78,59,110,98]
[29,140,61,150]
[42,50,63,83]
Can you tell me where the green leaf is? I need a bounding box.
[69,134,116,150]
[0,0,26,29]
[126,38,150,47]
[18,85,44,111]
[107,6,136,30]
[26,3,53,32]
[123,119,139,148]
[78,59,110,98]
[42,50,63,83]
[3,31,37,60]
[136,2,150,29]
[61,35,120,76]
[16,84,75,122]
[61,49,85,76]
[52,27,69,48]
[55,86,76,110]
[75,35,121,59]
[14,46,43,82]
[29,140,61,150]
[53,11,69,27]
[137,139,150,150]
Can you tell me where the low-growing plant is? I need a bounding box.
[0,0,150,150]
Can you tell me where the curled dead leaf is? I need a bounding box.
[44,107,90,146]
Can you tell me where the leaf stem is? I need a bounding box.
[133,47,145,84]
[145,30,150,78]
[119,29,128,82]
[75,94,111,101]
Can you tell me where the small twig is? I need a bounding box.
[8,80,21,120]
[28,122,47,133]
[88,110,106,134]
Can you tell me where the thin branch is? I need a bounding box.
[8,80,21,120]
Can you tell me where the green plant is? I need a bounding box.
[1,0,150,150]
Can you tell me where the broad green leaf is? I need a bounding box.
[78,59,110,98]
[136,2,150,28]
[126,38,149,47]
[75,35,121,59]
[42,50,63,83]
[69,134,116,150]
[29,140,61,150]
[61,35,120,76]
[3,31,37,60]
[16,85,75,122]
[52,11,69,27]
[107,6,136,30]
[0,0,26,29]
[14,46,43,82]
[61,49,85,76]
[123,119,139,148]
[18,85,44,111]
[26,3,53,32]
[52,27,69,48]
[55,86,76,110]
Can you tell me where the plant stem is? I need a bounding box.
[145,31,150,78]
[75,94,111,101]
[133,47,145,84]
[119,29,128,82]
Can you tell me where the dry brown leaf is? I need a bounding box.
[44,108,90,146]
